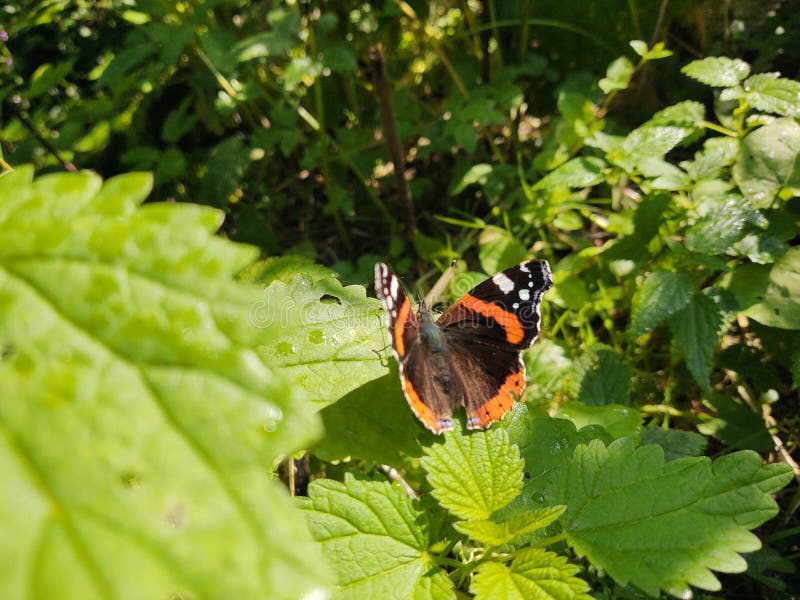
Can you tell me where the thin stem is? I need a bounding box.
[13,109,77,172]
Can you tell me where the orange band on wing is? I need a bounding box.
[403,376,440,433]
[467,368,526,429]
[393,298,412,357]
[460,295,524,344]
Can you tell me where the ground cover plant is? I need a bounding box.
[1,1,798,598]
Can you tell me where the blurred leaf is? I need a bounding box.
[524,339,572,403]
[479,226,527,274]
[670,293,725,391]
[599,56,634,93]
[629,271,694,336]
[533,157,606,190]
[162,96,198,144]
[471,548,591,600]
[27,59,75,98]
[299,476,453,599]
[572,343,633,406]
[651,100,706,128]
[422,426,523,521]
[733,118,800,207]
[0,169,327,599]
[681,57,751,87]
[682,137,740,181]
[640,428,708,461]
[697,395,773,452]
[450,163,493,195]
[199,137,250,206]
[744,73,800,118]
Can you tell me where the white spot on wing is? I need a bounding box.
[519,289,530,301]
[492,272,515,293]
[519,263,530,273]
[390,276,399,298]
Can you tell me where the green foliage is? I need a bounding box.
[2,3,798,598]
[0,169,328,598]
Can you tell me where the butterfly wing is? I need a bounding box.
[437,260,552,429]
[375,263,455,433]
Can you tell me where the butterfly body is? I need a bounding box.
[375,260,552,434]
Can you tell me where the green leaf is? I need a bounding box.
[454,506,566,546]
[681,57,750,87]
[697,395,773,452]
[599,56,634,93]
[499,408,611,519]
[669,293,725,391]
[555,403,641,442]
[533,157,606,190]
[478,226,528,275]
[726,248,800,329]
[450,163,493,195]
[611,126,693,171]
[299,476,454,600]
[27,59,76,98]
[651,100,706,128]
[685,195,754,255]
[572,343,633,406]
[422,426,523,521]
[252,275,388,406]
[629,271,694,336]
[313,373,430,465]
[523,339,573,404]
[639,427,708,461]
[0,170,327,599]
[557,439,792,598]
[744,73,800,118]
[471,548,591,600]
[733,118,800,207]
[682,136,740,181]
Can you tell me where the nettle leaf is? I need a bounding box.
[572,343,633,406]
[640,428,708,461]
[478,226,528,274]
[726,247,800,329]
[251,276,386,408]
[454,506,565,547]
[733,118,800,207]
[556,439,792,598]
[599,56,634,93]
[499,407,611,519]
[533,157,607,190]
[555,403,641,442]
[685,194,754,254]
[299,476,454,600]
[0,169,327,599]
[651,100,706,128]
[681,57,750,87]
[629,271,694,336]
[669,293,726,391]
[422,425,523,521]
[471,548,591,600]
[744,73,800,118]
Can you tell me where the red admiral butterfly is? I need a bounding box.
[375,260,553,434]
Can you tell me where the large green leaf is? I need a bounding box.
[422,425,523,521]
[639,428,708,462]
[554,439,792,598]
[299,476,454,600]
[629,271,693,336]
[744,73,800,118]
[0,168,328,599]
[669,293,725,391]
[685,195,755,255]
[471,548,591,600]
[532,157,606,190]
[733,118,800,207]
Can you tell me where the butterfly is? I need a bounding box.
[374,260,552,434]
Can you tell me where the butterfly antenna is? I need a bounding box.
[423,259,457,308]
